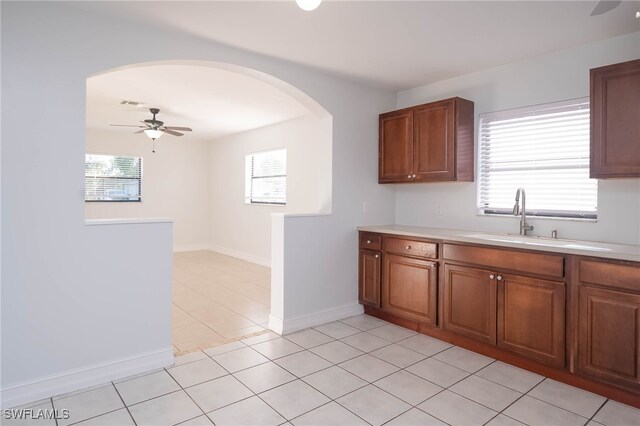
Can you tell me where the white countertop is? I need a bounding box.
[357,224,640,263]
[85,217,173,226]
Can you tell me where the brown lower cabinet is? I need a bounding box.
[358,249,381,308]
[498,274,565,367]
[577,258,640,392]
[443,264,497,344]
[382,253,437,325]
[358,231,640,406]
[578,286,640,390]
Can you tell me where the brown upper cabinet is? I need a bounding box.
[590,59,640,178]
[379,97,474,183]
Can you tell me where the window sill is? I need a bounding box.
[478,213,597,223]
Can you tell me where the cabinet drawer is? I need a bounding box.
[578,259,640,292]
[383,237,437,259]
[359,232,382,251]
[443,243,564,279]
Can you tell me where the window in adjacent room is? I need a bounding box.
[245,148,287,205]
[478,97,597,219]
[85,154,142,202]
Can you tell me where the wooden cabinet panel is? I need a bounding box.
[591,59,640,178]
[443,264,497,344]
[443,243,564,279]
[359,249,381,308]
[378,97,474,183]
[414,100,454,181]
[382,254,437,324]
[379,109,414,182]
[579,259,640,292]
[498,274,565,367]
[359,232,382,251]
[382,236,437,259]
[578,286,640,390]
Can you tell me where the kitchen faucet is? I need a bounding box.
[512,188,534,236]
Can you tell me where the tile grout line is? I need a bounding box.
[587,398,609,424]
[522,378,599,421]
[110,381,138,426]
[162,361,229,424]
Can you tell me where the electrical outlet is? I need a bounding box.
[363,201,370,213]
[436,203,442,216]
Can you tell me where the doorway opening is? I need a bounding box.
[85,61,332,354]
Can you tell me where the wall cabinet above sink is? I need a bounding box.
[590,59,640,178]
[379,97,474,183]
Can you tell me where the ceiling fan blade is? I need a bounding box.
[164,126,192,131]
[590,0,621,16]
[161,129,184,137]
[134,129,146,134]
[110,124,145,128]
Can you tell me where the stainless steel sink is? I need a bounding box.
[463,233,612,252]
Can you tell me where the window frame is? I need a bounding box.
[85,153,143,203]
[244,148,287,206]
[477,97,597,221]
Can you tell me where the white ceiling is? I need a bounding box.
[85,1,638,141]
[76,1,640,91]
[86,64,311,140]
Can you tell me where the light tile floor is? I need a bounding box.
[172,251,271,354]
[11,315,639,426]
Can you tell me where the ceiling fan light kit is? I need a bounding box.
[144,129,163,140]
[109,107,193,153]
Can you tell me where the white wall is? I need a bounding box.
[85,129,211,251]
[209,115,331,266]
[395,32,640,245]
[1,1,396,405]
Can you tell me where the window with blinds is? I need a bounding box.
[478,98,597,219]
[245,149,286,205]
[85,154,142,202]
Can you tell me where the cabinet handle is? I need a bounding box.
[497,275,503,281]
[407,175,412,179]
[489,274,495,279]
[405,245,411,250]
[412,174,417,178]
[374,254,380,259]
[366,239,372,244]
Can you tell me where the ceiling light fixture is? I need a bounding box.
[296,0,322,11]
[144,128,163,140]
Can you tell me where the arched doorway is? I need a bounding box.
[85,61,332,354]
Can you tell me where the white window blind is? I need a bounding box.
[85,154,142,202]
[245,149,286,205]
[478,98,597,219]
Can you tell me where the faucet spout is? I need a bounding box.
[513,188,533,236]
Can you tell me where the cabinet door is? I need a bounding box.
[590,59,640,178]
[443,264,497,344]
[498,274,565,367]
[359,250,381,308]
[578,286,640,391]
[379,109,414,183]
[413,99,455,182]
[382,254,437,324]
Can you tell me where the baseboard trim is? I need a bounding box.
[268,314,284,335]
[1,347,174,409]
[208,244,270,267]
[173,243,211,253]
[279,303,364,335]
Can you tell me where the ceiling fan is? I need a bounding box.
[590,0,622,16]
[110,108,192,152]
